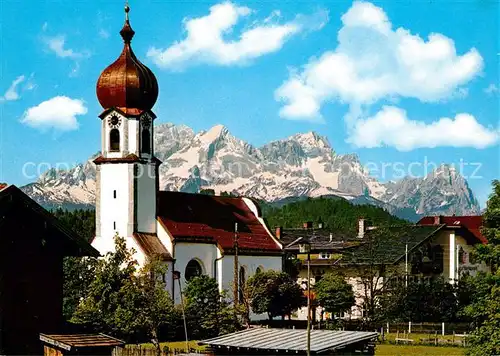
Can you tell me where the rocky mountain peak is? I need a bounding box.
[19,123,481,220]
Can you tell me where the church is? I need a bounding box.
[91,5,283,304]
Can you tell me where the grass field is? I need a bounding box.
[376,344,465,355]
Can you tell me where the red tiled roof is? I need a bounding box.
[417,215,486,244]
[133,232,172,261]
[157,191,281,253]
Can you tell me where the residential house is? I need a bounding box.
[281,217,488,320]
[0,184,99,355]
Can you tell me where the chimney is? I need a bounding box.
[275,226,282,239]
[358,218,366,239]
[434,216,441,225]
[303,221,313,229]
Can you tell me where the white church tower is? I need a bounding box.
[92,4,160,261]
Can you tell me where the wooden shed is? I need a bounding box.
[40,334,125,356]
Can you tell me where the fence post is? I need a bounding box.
[386,322,389,334]
[442,322,445,336]
[408,321,411,334]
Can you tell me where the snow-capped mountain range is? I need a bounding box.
[21,123,480,221]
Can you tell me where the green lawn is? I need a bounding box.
[376,344,464,355]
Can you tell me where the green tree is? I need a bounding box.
[246,270,306,320]
[465,180,500,356]
[72,236,174,346]
[379,277,458,323]
[475,180,500,269]
[199,189,216,196]
[315,272,355,317]
[51,208,97,320]
[62,256,97,320]
[183,275,238,339]
[71,235,138,338]
[116,260,174,354]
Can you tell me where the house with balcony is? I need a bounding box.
[280,216,488,321]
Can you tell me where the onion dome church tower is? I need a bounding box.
[92,4,161,259]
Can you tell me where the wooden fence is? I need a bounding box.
[112,345,212,356]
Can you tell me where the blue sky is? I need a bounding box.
[0,0,498,206]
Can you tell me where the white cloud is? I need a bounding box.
[147,2,328,70]
[0,75,36,102]
[484,83,499,95]
[348,106,499,151]
[20,96,87,131]
[275,1,483,120]
[42,34,90,76]
[43,35,90,60]
[1,76,25,101]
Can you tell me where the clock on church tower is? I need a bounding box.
[92,4,161,255]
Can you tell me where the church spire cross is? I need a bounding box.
[120,1,135,43]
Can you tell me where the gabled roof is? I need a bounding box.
[157,191,281,254]
[418,215,486,244]
[341,225,444,265]
[0,185,99,257]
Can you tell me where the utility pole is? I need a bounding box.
[306,250,311,356]
[405,243,408,288]
[233,222,239,305]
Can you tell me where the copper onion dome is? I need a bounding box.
[96,4,158,113]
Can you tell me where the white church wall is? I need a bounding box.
[219,255,283,294]
[173,242,219,304]
[157,221,174,254]
[220,254,282,321]
[136,163,156,233]
[93,163,132,255]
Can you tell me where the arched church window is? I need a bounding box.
[141,129,151,154]
[110,129,120,151]
[185,259,203,281]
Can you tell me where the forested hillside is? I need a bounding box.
[50,196,407,242]
[52,208,95,242]
[262,197,408,233]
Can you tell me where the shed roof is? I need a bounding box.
[133,232,173,261]
[40,333,124,350]
[157,191,281,254]
[200,328,377,354]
